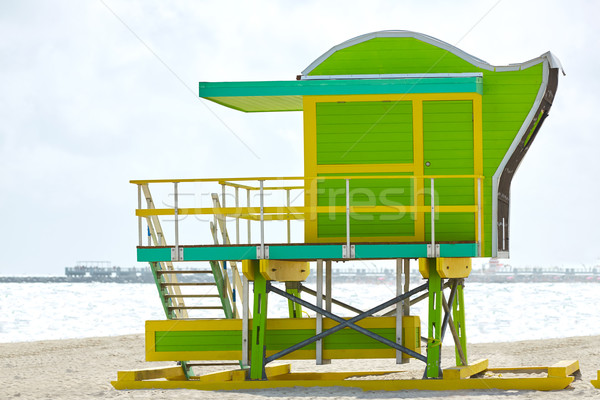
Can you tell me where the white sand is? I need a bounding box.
[1,334,599,399]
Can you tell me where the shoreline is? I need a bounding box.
[1,334,598,399]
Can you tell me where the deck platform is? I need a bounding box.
[137,242,478,262]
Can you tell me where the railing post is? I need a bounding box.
[286,188,291,244]
[259,180,265,258]
[396,258,406,364]
[235,187,240,245]
[345,178,351,258]
[247,189,251,244]
[316,259,324,364]
[174,182,179,260]
[477,177,482,257]
[430,178,435,257]
[221,183,227,244]
[242,275,249,367]
[137,184,142,246]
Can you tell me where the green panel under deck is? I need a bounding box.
[155,330,242,352]
[154,327,396,354]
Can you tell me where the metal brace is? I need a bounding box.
[171,247,184,261]
[342,244,355,259]
[256,245,270,259]
[426,244,440,258]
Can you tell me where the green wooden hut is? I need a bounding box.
[199,30,563,259]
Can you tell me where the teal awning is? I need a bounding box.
[199,76,482,112]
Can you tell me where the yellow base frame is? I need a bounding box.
[112,360,579,392]
[592,370,600,388]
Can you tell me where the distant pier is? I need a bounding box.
[1,264,599,284]
[0,261,154,283]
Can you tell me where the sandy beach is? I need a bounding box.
[1,334,598,399]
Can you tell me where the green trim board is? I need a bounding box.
[137,246,257,262]
[138,247,171,261]
[439,243,478,257]
[137,242,477,262]
[199,77,482,112]
[267,244,344,260]
[354,244,428,258]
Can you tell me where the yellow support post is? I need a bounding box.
[592,370,600,388]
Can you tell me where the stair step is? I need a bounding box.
[164,294,220,298]
[168,306,223,310]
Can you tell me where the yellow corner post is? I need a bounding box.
[259,260,310,281]
[242,259,256,280]
[419,258,472,279]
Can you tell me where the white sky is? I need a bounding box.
[1,0,599,275]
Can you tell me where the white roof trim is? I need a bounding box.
[491,61,550,257]
[300,72,483,81]
[300,30,565,76]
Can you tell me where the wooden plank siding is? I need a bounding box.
[307,37,543,255]
[315,101,416,239]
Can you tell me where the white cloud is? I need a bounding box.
[0,0,598,274]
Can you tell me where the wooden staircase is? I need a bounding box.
[140,184,249,375]
[141,184,245,320]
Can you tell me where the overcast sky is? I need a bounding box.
[1,0,598,275]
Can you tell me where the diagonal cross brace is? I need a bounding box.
[265,282,428,364]
[440,279,458,343]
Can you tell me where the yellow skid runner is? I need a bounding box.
[112,360,579,392]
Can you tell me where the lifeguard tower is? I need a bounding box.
[112,31,580,391]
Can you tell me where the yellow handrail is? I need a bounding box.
[134,174,485,249]
[136,205,478,218]
[130,174,484,185]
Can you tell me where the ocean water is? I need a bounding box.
[0,281,598,344]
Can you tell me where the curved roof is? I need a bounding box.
[301,30,564,78]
